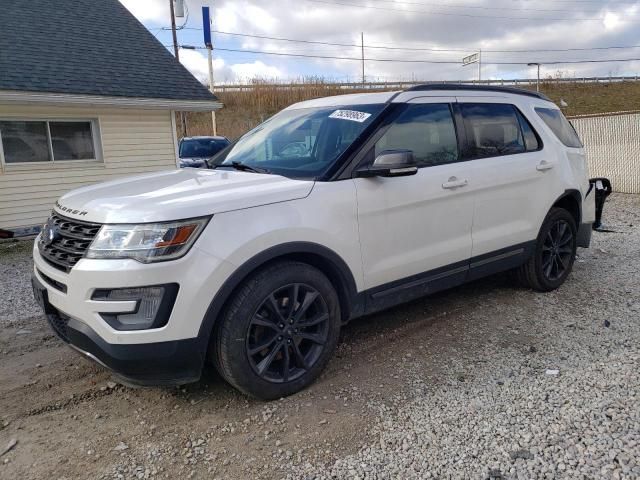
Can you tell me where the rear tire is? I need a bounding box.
[517,208,577,292]
[212,261,341,400]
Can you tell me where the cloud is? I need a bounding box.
[119,0,168,23]
[121,0,640,82]
[178,48,285,84]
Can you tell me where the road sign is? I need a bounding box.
[462,53,479,65]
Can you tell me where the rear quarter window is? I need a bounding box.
[535,107,583,148]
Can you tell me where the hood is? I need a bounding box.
[179,158,208,168]
[55,169,314,224]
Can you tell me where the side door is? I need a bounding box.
[455,98,559,278]
[352,97,474,306]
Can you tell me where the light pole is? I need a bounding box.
[528,62,541,92]
[170,0,187,137]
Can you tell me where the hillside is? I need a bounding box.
[181,80,640,140]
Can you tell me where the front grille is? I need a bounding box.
[38,213,101,272]
[47,312,71,343]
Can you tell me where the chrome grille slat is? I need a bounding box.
[38,213,101,272]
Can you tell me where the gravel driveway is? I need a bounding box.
[1,194,638,480]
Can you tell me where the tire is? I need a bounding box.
[212,261,341,400]
[517,207,578,292]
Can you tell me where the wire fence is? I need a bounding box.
[571,112,640,194]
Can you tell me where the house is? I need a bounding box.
[0,0,221,235]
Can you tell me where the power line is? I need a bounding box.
[179,28,640,55]
[175,44,640,65]
[364,0,619,14]
[304,0,620,21]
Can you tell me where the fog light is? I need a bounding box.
[92,284,179,331]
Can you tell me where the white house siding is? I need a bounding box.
[0,104,178,230]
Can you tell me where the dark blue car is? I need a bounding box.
[179,136,230,168]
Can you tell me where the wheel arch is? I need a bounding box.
[197,242,360,345]
[551,189,582,226]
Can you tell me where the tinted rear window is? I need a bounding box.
[535,107,583,148]
[180,138,229,158]
[460,103,525,158]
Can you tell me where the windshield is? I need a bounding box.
[212,104,385,178]
[179,138,228,158]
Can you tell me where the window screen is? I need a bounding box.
[0,121,51,163]
[0,120,96,164]
[461,103,526,158]
[375,104,458,167]
[49,122,95,160]
[535,107,583,148]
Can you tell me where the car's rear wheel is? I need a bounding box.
[212,261,341,400]
[517,207,577,292]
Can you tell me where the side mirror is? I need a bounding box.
[356,149,418,178]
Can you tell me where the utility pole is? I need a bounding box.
[361,32,365,86]
[528,62,541,92]
[169,0,187,138]
[203,6,217,135]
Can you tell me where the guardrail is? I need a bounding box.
[213,76,640,93]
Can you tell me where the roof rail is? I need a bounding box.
[405,83,551,101]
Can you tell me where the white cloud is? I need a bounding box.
[230,61,284,82]
[178,49,285,84]
[121,0,640,82]
[120,0,168,23]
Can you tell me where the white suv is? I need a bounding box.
[32,85,600,399]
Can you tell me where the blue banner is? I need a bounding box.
[202,6,212,48]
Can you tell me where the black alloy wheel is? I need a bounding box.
[541,219,574,281]
[516,207,577,292]
[212,261,341,400]
[246,283,330,383]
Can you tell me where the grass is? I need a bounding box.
[178,79,640,140]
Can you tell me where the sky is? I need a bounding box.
[119,0,640,84]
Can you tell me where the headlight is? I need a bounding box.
[86,217,209,263]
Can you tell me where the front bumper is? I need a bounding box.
[32,274,205,385]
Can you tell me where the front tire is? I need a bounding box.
[212,261,341,400]
[517,207,577,292]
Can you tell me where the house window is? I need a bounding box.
[0,120,98,164]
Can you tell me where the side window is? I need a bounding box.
[535,107,583,148]
[374,104,458,167]
[515,110,541,151]
[460,103,525,158]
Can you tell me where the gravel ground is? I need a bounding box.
[0,194,638,480]
[290,193,640,480]
[0,240,41,326]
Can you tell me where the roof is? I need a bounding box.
[406,83,552,101]
[182,136,229,141]
[0,0,219,106]
[287,92,400,110]
[288,83,555,110]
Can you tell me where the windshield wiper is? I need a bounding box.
[227,161,271,174]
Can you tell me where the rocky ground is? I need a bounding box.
[0,194,638,480]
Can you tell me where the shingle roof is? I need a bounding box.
[0,0,218,102]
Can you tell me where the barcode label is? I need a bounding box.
[328,110,372,123]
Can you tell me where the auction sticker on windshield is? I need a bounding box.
[329,110,372,123]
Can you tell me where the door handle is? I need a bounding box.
[442,177,468,189]
[536,161,554,171]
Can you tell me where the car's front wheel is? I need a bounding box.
[212,261,341,400]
